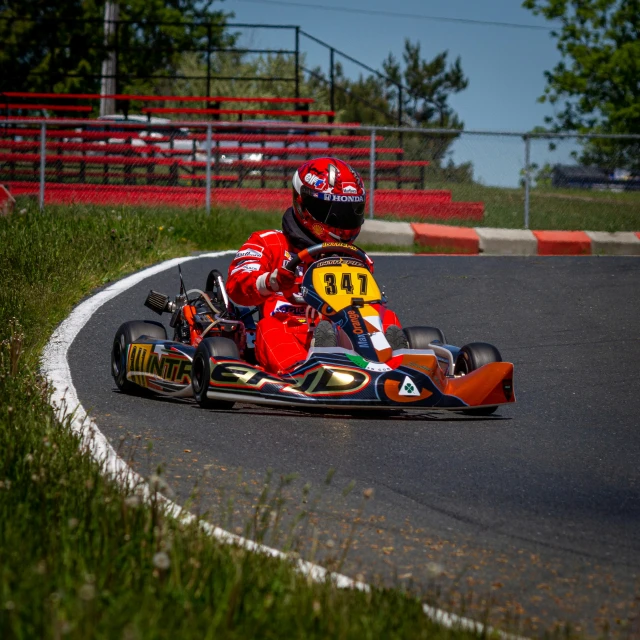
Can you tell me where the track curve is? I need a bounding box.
[68,255,640,636]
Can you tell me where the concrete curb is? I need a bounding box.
[357,219,415,247]
[359,219,640,256]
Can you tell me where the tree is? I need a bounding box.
[308,39,468,130]
[523,0,640,169]
[0,0,232,94]
[381,40,468,129]
[305,40,472,181]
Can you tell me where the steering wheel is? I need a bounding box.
[285,242,370,274]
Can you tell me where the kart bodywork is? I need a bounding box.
[112,243,515,414]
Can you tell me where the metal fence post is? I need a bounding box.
[369,128,376,219]
[329,48,335,113]
[523,134,531,229]
[39,122,46,211]
[294,27,300,99]
[205,124,212,215]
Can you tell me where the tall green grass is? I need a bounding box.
[0,202,492,639]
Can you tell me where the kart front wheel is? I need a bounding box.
[192,337,238,410]
[455,342,503,415]
[402,326,446,348]
[385,325,409,350]
[312,320,337,348]
[111,320,167,394]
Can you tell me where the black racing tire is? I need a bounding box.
[192,337,239,410]
[313,320,337,348]
[455,342,503,415]
[402,326,446,349]
[111,320,167,394]
[385,324,409,350]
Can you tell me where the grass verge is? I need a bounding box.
[378,183,640,232]
[0,202,491,638]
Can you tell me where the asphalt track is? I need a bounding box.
[68,255,640,637]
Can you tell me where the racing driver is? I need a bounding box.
[226,157,403,375]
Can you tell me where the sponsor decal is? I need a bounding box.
[231,263,261,275]
[128,343,192,387]
[315,257,363,268]
[315,193,365,203]
[347,309,364,335]
[342,184,358,194]
[290,364,370,396]
[345,354,391,372]
[321,242,353,249]
[210,363,281,389]
[271,300,306,316]
[383,377,433,403]
[312,223,324,238]
[304,173,326,189]
[235,248,263,260]
[398,375,420,397]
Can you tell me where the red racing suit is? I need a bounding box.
[226,228,401,375]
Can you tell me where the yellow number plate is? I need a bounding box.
[312,263,380,312]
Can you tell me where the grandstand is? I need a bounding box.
[0,91,484,220]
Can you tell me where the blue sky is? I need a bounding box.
[223,0,570,186]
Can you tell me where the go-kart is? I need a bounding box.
[111,243,515,415]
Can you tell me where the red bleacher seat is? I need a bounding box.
[0,105,93,116]
[0,140,401,158]
[1,129,384,149]
[183,158,428,170]
[1,92,316,105]
[1,104,92,113]
[0,94,484,218]
[205,133,383,144]
[141,107,335,119]
[0,152,179,167]
[203,146,403,157]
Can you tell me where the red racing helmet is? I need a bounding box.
[291,157,366,243]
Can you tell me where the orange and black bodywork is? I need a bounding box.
[113,244,515,414]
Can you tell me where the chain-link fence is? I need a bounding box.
[1,119,639,231]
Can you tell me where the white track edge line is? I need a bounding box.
[40,250,527,640]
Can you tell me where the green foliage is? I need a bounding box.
[519,161,554,188]
[0,204,275,350]
[305,39,469,130]
[382,41,468,129]
[522,0,640,168]
[304,40,471,178]
[0,0,231,94]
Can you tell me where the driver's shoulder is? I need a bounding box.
[254,228,284,241]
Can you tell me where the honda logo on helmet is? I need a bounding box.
[316,193,365,202]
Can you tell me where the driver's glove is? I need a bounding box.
[267,267,296,292]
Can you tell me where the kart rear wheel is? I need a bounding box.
[402,326,446,349]
[455,342,503,415]
[111,320,167,394]
[192,337,239,410]
[385,324,409,350]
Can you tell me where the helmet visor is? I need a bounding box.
[302,193,365,230]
